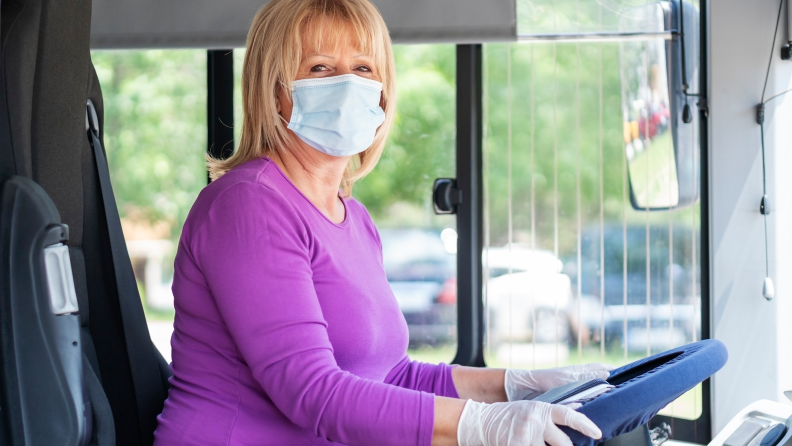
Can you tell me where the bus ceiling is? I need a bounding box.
[89,0,517,49]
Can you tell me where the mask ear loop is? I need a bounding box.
[275,79,293,126]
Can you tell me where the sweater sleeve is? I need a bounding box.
[385,356,460,398]
[190,182,434,446]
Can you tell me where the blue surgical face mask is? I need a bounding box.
[286,74,386,157]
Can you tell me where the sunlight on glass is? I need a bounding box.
[517,0,663,36]
[441,228,458,254]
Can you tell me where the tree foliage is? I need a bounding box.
[484,43,627,251]
[92,50,207,240]
[352,45,456,228]
[92,44,697,260]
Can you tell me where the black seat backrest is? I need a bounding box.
[0,0,171,444]
[0,176,91,445]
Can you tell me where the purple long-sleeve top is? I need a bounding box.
[153,157,459,446]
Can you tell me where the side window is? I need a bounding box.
[95,46,457,366]
[98,43,462,367]
[91,50,207,362]
[353,44,458,364]
[482,41,702,419]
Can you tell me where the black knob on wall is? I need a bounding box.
[433,178,462,214]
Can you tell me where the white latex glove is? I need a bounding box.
[504,363,614,401]
[457,399,602,446]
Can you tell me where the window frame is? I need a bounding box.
[649,0,712,441]
[207,49,235,170]
[452,44,487,367]
[452,1,712,442]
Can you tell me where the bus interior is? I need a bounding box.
[1,0,792,445]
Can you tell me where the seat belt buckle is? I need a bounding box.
[43,243,79,315]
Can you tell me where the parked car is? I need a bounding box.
[382,231,578,349]
[380,228,457,346]
[566,225,701,352]
[484,245,574,346]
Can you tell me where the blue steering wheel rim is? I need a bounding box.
[563,339,728,445]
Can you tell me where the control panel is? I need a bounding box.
[709,400,792,446]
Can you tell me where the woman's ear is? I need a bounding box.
[276,85,294,124]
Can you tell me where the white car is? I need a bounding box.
[484,246,573,346]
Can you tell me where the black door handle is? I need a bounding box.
[433,178,462,214]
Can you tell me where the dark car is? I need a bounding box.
[566,224,701,352]
[380,228,457,346]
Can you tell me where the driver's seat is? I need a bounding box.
[0,0,171,444]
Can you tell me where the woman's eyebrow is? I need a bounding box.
[309,54,333,59]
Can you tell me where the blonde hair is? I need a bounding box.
[207,0,396,196]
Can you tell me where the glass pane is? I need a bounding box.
[353,44,457,364]
[91,50,207,362]
[517,0,665,36]
[483,41,701,420]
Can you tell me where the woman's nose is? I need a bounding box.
[334,65,354,76]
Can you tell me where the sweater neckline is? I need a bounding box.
[262,156,350,229]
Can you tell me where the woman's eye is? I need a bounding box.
[310,65,329,72]
[355,65,372,73]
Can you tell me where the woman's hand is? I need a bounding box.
[457,399,602,446]
[504,363,614,402]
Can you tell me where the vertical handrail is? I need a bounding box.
[452,44,486,367]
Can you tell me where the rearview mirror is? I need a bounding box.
[619,1,700,211]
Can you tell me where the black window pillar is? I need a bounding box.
[452,44,486,368]
[207,49,235,182]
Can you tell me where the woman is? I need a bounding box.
[154,0,610,445]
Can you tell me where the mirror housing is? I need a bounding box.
[619,1,700,211]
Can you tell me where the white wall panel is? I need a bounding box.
[709,0,792,434]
